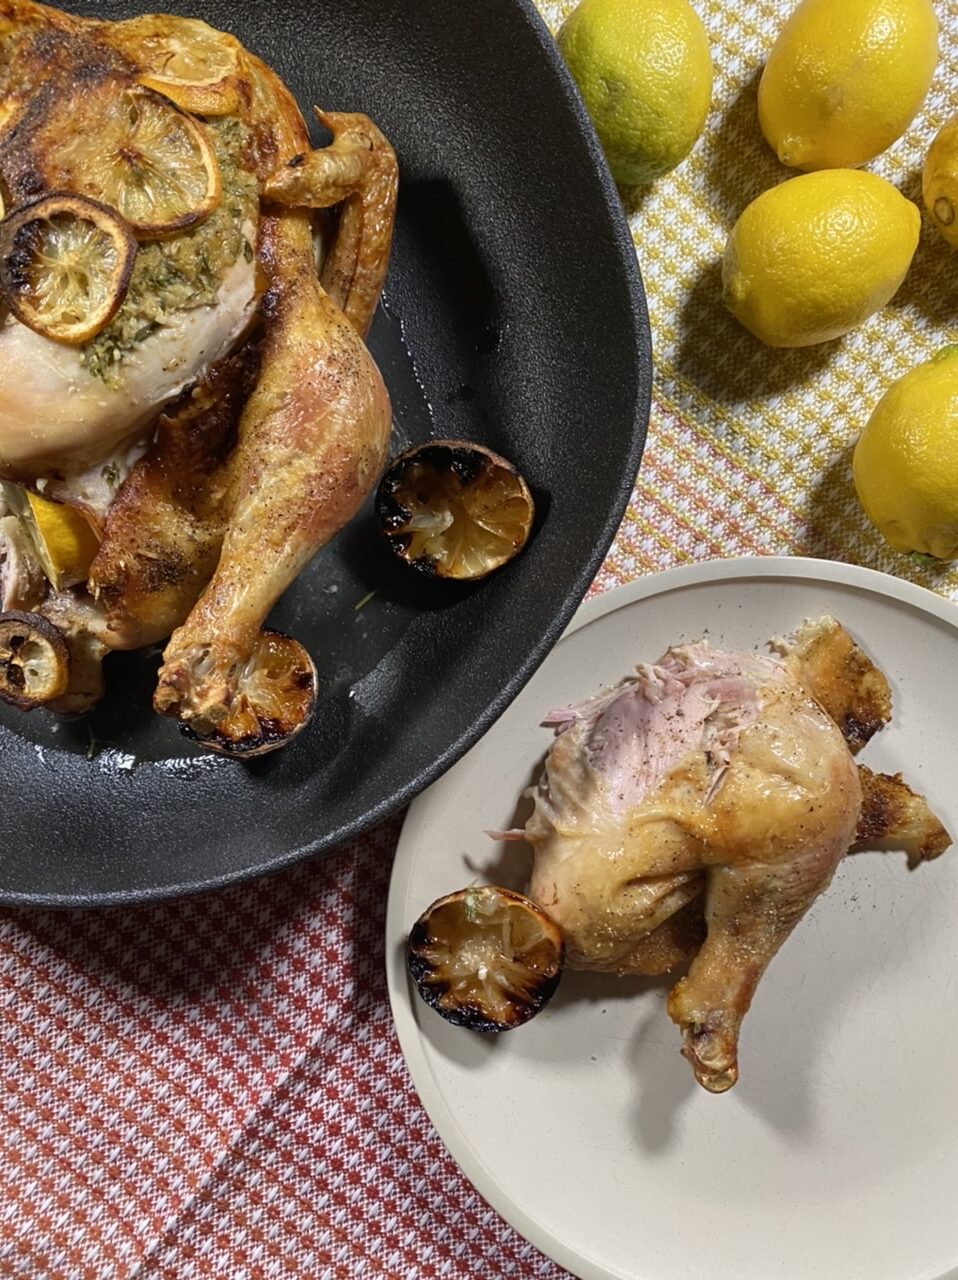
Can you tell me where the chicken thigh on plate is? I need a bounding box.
[0,0,397,752]
[524,617,950,1092]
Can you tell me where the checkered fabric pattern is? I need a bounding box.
[544,0,958,599]
[3,2,958,1277]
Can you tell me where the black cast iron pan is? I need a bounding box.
[0,0,651,904]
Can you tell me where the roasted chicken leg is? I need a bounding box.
[0,0,397,751]
[523,618,950,1092]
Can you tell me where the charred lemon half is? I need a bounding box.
[0,193,137,345]
[407,885,564,1032]
[376,441,534,580]
[175,629,318,758]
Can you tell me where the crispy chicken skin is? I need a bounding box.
[0,0,398,744]
[523,618,951,1093]
[0,0,261,476]
[776,615,893,752]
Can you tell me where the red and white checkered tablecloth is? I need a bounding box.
[0,813,580,1279]
[5,0,958,1275]
[0,816,569,1278]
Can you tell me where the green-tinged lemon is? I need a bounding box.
[853,347,958,561]
[923,115,958,248]
[722,170,920,348]
[758,0,938,171]
[557,0,713,186]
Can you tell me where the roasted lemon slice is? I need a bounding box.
[38,84,221,236]
[109,14,243,117]
[0,611,70,710]
[0,193,137,345]
[407,886,565,1032]
[376,441,535,580]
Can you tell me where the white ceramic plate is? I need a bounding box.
[385,557,958,1280]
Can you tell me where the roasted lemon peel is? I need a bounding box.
[109,13,244,116]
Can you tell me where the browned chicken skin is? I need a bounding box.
[0,0,397,749]
[523,618,951,1093]
[152,207,391,733]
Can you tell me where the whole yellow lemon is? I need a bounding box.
[722,170,920,348]
[923,114,958,248]
[557,0,713,186]
[853,348,958,560]
[758,0,939,171]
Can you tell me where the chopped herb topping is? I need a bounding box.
[81,116,259,386]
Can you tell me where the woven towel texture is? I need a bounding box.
[3,1,958,1277]
[541,0,958,600]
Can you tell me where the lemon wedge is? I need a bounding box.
[25,491,101,590]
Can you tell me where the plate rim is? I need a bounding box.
[385,554,958,1280]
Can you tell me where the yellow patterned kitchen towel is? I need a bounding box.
[535,0,958,600]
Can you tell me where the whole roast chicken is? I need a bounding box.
[0,0,397,752]
[523,617,951,1092]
